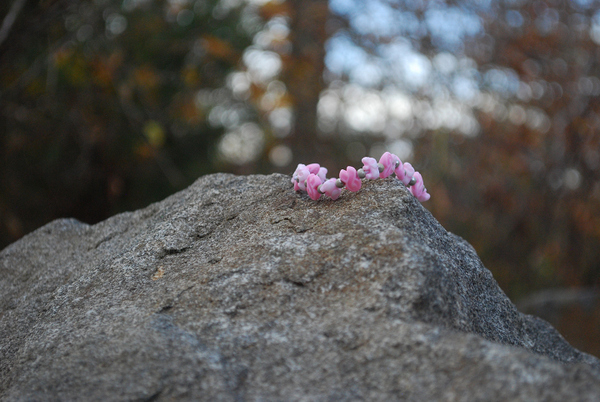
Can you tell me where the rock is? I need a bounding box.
[1,173,599,401]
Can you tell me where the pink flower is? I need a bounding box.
[396,162,415,186]
[379,152,399,178]
[320,178,342,200]
[306,173,323,200]
[306,163,327,182]
[292,164,305,181]
[317,167,328,182]
[403,163,415,184]
[292,164,308,191]
[306,163,320,174]
[292,164,311,191]
[361,157,380,180]
[409,172,431,202]
[339,166,362,192]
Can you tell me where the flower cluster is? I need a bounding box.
[291,152,431,202]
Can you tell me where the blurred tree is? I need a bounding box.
[281,0,332,165]
[212,0,347,173]
[417,0,600,297]
[0,0,257,248]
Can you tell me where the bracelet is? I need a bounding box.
[291,152,431,202]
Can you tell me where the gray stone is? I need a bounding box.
[1,173,599,401]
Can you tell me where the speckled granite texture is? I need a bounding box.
[1,173,599,401]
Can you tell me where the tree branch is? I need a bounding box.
[0,0,28,48]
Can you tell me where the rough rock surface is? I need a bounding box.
[1,173,599,401]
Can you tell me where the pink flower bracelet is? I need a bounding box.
[291,152,431,202]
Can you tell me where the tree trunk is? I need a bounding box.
[283,0,332,167]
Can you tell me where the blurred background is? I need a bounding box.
[1,0,600,356]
